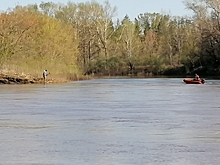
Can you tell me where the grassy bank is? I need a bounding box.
[0,63,90,84]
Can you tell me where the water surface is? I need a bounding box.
[1,78,220,165]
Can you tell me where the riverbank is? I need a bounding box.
[1,69,217,85]
[0,72,46,84]
[0,70,90,84]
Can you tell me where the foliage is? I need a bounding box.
[1,0,220,79]
[0,6,80,81]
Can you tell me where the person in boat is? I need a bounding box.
[194,73,200,81]
[43,69,48,82]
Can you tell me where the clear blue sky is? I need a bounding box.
[0,0,193,20]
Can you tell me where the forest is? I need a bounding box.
[0,0,220,82]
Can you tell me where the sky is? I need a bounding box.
[0,0,193,20]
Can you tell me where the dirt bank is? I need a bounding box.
[0,73,45,84]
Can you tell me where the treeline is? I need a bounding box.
[0,0,220,79]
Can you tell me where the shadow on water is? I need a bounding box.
[1,78,220,165]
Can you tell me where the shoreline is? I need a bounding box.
[0,73,46,84]
[1,73,219,84]
[0,72,91,84]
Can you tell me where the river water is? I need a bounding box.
[0,78,220,165]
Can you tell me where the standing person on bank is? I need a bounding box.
[43,69,48,83]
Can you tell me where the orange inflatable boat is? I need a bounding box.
[183,78,205,84]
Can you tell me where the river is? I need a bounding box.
[0,78,220,165]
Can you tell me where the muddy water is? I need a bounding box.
[1,78,220,165]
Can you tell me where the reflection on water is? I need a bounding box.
[1,78,220,165]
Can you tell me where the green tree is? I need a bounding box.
[0,6,80,80]
[117,16,142,74]
[184,0,220,74]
